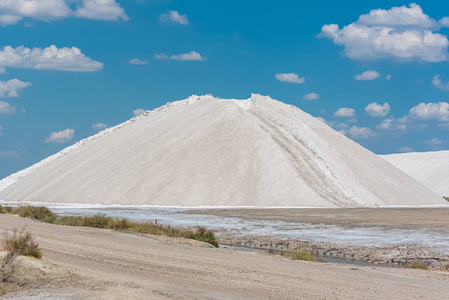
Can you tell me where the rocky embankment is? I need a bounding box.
[217,231,449,270]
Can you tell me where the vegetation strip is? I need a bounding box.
[0,205,218,248]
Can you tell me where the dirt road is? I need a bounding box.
[1,214,449,299]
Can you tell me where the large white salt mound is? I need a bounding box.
[381,151,449,197]
[0,94,445,207]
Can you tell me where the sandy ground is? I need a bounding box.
[1,215,449,299]
[189,207,449,228]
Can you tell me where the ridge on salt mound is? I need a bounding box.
[0,94,446,207]
[381,151,449,197]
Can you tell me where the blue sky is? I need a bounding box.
[1,0,449,178]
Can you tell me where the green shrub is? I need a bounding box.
[282,250,316,261]
[109,218,131,230]
[3,228,42,259]
[81,214,112,228]
[12,206,56,222]
[54,216,84,226]
[190,226,219,248]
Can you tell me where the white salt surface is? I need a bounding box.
[0,94,446,207]
[381,151,449,197]
[3,201,448,250]
[28,204,449,251]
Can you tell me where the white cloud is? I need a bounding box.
[365,102,391,117]
[355,70,380,81]
[0,79,31,97]
[398,115,408,123]
[133,108,145,117]
[347,126,376,138]
[0,14,23,26]
[357,3,439,29]
[386,74,392,80]
[275,72,305,84]
[92,123,109,130]
[74,0,128,21]
[0,150,20,158]
[303,92,319,100]
[377,118,406,131]
[319,4,449,62]
[45,128,75,143]
[334,107,355,117]
[432,74,449,90]
[0,45,103,73]
[400,146,413,152]
[316,117,327,124]
[336,123,349,129]
[409,102,449,122]
[0,0,128,26]
[0,0,71,26]
[425,137,442,146]
[0,101,16,114]
[154,51,205,61]
[129,58,148,65]
[440,17,449,27]
[154,53,167,60]
[160,10,188,25]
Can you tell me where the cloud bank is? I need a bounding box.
[154,51,205,61]
[365,102,391,117]
[45,128,75,143]
[275,72,305,84]
[133,108,145,117]
[334,107,355,117]
[355,70,380,81]
[0,0,128,26]
[92,123,109,130]
[129,58,148,65]
[0,101,16,114]
[320,4,449,62]
[160,10,188,25]
[0,45,103,73]
[0,79,31,97]
[303,92,319,100]
[409,102,449,122]
[432,74,449,90]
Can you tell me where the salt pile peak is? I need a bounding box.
[381,150,449,197]
[0,94,445,207]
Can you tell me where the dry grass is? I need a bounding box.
[267,249,276,255]
[5,206,219,247]
[405,261,428,270]
[3,227,42,259]
[0,206,12,214]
